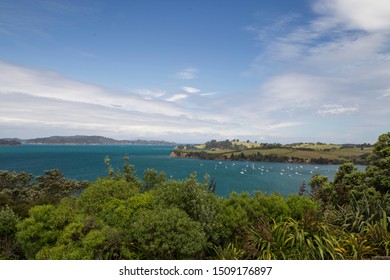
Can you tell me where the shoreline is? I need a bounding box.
[170,148,372,165]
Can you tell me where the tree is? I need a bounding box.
[155,173,226,245]
[0,206,19,239]
[298,181,306,196]
[104,155,140,185]
[334,163,362,187]
[35,216,136,260]
[0,171,34,216]
[35,169,88,204]
[373,132,390,158]
[309,174,332,205]
[16,204,61,259]
[130,207,207,259]
[365,132,390,194]
[142,169,166,191]
[286,194,318,220]
[0,205,20,259]
[332,162,364,206]
[78,178,140,215]
[0,170,87,217]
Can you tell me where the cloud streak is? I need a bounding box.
[0,60,315,143]
[175,68,198,80]
[181,86,200,94]
[0,61,281,142]
[318,104,359,115]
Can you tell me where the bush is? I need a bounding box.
[287,195,319,220]
[130,207,207,259]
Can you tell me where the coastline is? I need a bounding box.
[170,148,372,165]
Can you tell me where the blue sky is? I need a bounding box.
[1,0,389,143]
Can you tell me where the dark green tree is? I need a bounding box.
[35,169,88,204]
[0,205,20,259]
[130,207,207,259]
[365,132,390,194]
[142,168,166,191]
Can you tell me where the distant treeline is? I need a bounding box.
[0,139,21,146]
[172,149,373,165]
[182,139,373,151]
[173,139,374,165]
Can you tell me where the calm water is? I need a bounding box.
[0,144,342,197]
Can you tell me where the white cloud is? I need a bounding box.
[318,104,359,115]
[0,61,312,142]
[134,88,166,99]
[261,73,327,107]
[314,0,390,32]
[241,0,390,142]
[175,68,198,80]
[0,61,186,118]
[381,89,390,99]
[181,86,200,94]
[267,122,302,129]
[200,92,217,97]
[165,94,188,102]
[0,61,223,140]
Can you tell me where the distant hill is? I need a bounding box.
[25,135,175,145]
[0,138,22,146]
[172,139,373,164]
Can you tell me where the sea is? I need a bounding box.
[0,144,346,197]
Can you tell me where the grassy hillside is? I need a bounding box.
[173,141,373,164]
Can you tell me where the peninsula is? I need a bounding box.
[171,139,373,164]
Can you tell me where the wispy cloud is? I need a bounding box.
[314,0,390,32]
[164,86,201,103]
[267,122,302,129]
[0,60,312,142]
[134,88,166,100]
[165,94,188,102]
[200,92,217,97]
[175,68,198,80]
[318,104,359,115]
[243,0,390,142]
[0,61,261,142]
[0,61,185,117]
[380,89,390,99]
[181,86,200,94]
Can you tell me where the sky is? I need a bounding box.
[1,0,390,144]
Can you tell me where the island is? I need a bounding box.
[24,135,175,145]
[0,138,22,146]
[171,139,373,164]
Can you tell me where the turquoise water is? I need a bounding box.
[0,144,342,197]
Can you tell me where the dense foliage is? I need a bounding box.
[0,133,389,260]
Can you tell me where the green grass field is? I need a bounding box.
[231,147,372,160]
[176,146,373,164]
[291,143,342,150]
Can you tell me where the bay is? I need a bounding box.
[0,144,342,197]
